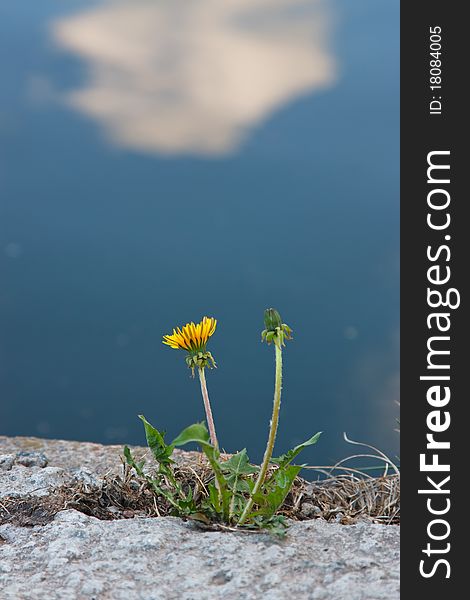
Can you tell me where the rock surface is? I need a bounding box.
[0,436,400,599]
[1,510,399,600]
[0,435,144,476]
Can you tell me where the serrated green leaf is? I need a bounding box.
[271,432,322,468]
[231,495,247,516]
[221,450,258,478]
[219,450,258,522]
[276,469,287,488]
[234,478,254,493]
[175,495,197,515]
[172,423,230,520]
[123,445,134,466]
[252,464,301,519]
[123,445,146,477]
[138,415,174,465]
[207,483,221,512]
[172,422,211,448]
[259,515,289,538]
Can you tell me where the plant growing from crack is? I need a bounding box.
[124,310,321,536]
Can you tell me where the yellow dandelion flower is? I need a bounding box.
[162,316,219,449]
[163,316,217,353]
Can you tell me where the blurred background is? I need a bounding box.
[0,0,399,466]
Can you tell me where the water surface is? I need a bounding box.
[0,0,399,466]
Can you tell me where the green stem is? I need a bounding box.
[202,447,230,521]
[198,367,219,451]
[229,483,237,522]
[238,342,282,525]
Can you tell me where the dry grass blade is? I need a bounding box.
[286,433,400,524]
[342,433,400,476]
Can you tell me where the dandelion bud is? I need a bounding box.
[262,308,292,347]
[264,308,282,331]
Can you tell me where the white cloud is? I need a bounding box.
[52,0,336,156]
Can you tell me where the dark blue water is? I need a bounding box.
[0,0,399,467]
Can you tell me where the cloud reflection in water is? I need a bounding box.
[52,0,336,156]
